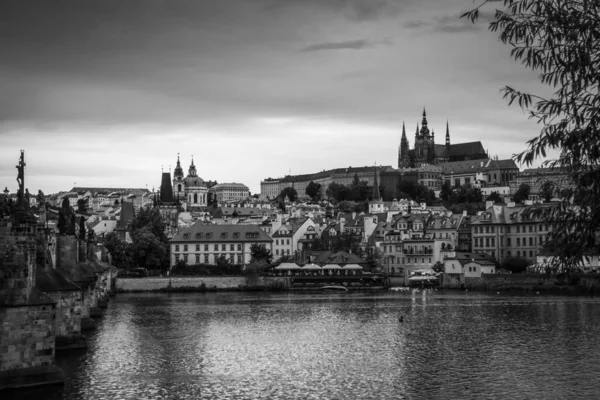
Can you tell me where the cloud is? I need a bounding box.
[263,0,401,22]
[404,14,481,34]
[301,39,374,52]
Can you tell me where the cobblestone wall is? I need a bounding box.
[0,219,37,305]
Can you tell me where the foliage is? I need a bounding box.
[103,231,133,269]
[432,261,444,273]
[130,226,167,270]
[396,181,436,205]
[280,187,298,202]
[500,256,530,274]
[486,191,503,204]
[464,0,600,270]
[250,243,273,264]
[79,216,86,240]
[513,183,531,204]
[327,182,349,202]
[446,203,485,216]
[305,181,322,201]
[170,262,244,276]
[440,182,452,202]
[77,198,87,213]
[131,205,167,243]
[447,185,483,205]
[330,232,362,254]
[540,181,555,202]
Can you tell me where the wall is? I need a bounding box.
[45,291,82,338]
[56,236,78,276]
[0,304,56,372]
[116,276,291,292]
[0,219,37,304]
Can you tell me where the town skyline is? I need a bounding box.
[1,0,555,195]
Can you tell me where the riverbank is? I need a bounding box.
[115,276,291,292]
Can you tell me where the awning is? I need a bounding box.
[342,264,363,270]
[274,263,302,270]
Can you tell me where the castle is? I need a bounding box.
[398,109,488,168]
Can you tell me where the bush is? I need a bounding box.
[170,263,243,276]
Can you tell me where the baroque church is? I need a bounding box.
[398,109,488,168]
[172,155,208,210]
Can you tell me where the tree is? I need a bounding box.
[440,182,452,202]
[280,187,298,202]
[305,181,322,201]
[464,1,600,270]
[131,205,167,243]
[486,191,503,204]
[326,182,349,202]
[103,231,133,269]
[130,226,167,270]
[250,243,273,264]
[540,181,555,202]
[513,183,531,204]
[77,198,87,213]
[79,216,86,240]
[501,256,530,274]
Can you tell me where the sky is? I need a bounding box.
[0,0,552,195]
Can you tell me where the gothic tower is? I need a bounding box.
[398,122,410,168]
[414,108,436,165]
[445,120,451,162]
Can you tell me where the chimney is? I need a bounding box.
[352,212,356,220]
[339,218,345,233]
[462,210,467,217]
[486,200,493,209]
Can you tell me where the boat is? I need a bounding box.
[321,285,349,292]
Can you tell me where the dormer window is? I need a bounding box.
[221,232,228,238]
[183,233,190,239]
[196,233,203,239]
[233,232,240,238]
[206,233,213,239]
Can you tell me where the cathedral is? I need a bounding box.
[172,155,208,210]
[398,109,488,168]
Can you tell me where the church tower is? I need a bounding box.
[398,122,410,168]
[414,108,436,165]
[172,154,185,201]
[183,158,208,210]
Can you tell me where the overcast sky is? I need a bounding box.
[0,0,551,195]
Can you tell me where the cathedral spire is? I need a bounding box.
[188,156,197,177]
[399,122,410,168]
[420,107,430,137]
[445,120,450,146]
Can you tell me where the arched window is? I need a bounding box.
[194,193,198,203]
[178,184,182,192]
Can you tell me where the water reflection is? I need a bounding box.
[25,292,597,399]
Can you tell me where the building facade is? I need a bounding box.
[211,183,250,203]
[169,223,273,267]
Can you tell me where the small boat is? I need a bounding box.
[321,285,349,292]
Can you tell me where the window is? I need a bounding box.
[486,238,490,247]
[286,249,290,255]
[276,249,279,255]
[287,239,290,245]
[175,254,180,262]
[237,244,241,251]
[491,238,495,246]
[507,238,511,246]
[276,239,279,245]
[230,244,234,251]
[196,244,200,251]
[204,244,209,251]
[237,255,242,264]
[491,227,495,233]
[529,226,533,233]
[517,251,520,257]
[175,245,180,252]
[204,255,209,263]
[214,244,218,251]
[195,254,200,263]
[517,226,520,233]
[486,226,490,233]
[529,237,533,246]
[221,244,226,251]
[507,250,511,256]
[529,250,533,257]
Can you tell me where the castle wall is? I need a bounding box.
[0,219,36,305]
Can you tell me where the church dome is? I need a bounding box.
[184,175,205,187]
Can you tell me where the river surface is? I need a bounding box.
[19,291,600,399]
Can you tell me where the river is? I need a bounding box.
[17,290,600,399]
